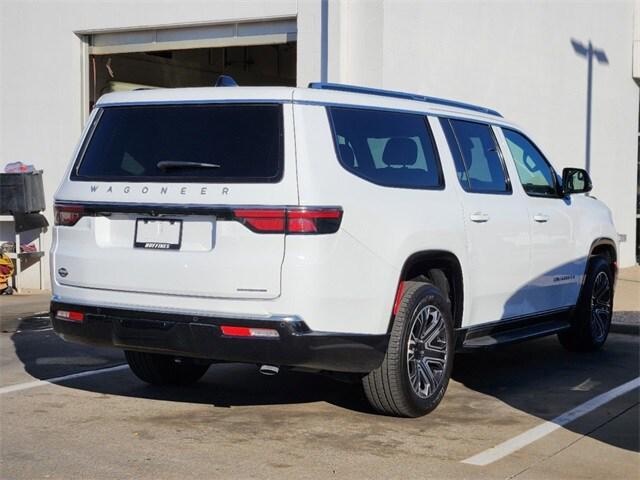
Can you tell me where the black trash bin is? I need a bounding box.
[0,171,46,214]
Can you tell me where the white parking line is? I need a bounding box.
[0,364,129,395]
[462,376,640,466]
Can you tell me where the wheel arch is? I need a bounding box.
[587,236,618,285]
[390,250,464,331]
[589,237,617,263]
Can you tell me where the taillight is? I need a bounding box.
[54,204,87,226]
[233,209,286,234]
[287,209,342,234]
[233,207,342,234]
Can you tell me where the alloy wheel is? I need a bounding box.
[590,271,612,343]
[407,305,448,399]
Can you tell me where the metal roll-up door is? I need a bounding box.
[87,17,297,55]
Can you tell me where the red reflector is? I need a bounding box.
[220,326,252,337]
[54,204,86,226]
[56,310,84,322]
[392,281,406,316]
[220,325,280,338]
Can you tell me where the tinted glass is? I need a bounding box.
[75,104,283,182]
[439,118,468,186]
[503,129,558,196]
[444,119,510,193]
[328,107,443,189]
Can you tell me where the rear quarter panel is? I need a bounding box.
[291,104,468,334]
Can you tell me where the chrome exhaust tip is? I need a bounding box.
[259,365,279,376]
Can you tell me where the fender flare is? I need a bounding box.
[390,250,464,331]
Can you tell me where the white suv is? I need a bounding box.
[51,81,618,417]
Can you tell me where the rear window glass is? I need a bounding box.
[73,104,283,183]
[328,107,443,189]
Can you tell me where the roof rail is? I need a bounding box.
[308,82,502,117]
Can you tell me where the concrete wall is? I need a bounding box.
[335,0,639,267]
[0,0,638,290]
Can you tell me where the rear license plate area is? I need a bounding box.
[134,218,182,250]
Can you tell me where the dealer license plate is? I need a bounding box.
[134,218,182,250]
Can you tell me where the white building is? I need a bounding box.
[1,0,638,289]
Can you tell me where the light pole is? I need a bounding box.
[321,0,328,82]
[571,39,609,173]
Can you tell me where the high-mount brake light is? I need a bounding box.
[54,204,88,226]
[233,208,343,234]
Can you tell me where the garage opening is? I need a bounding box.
[85,19,297,110]
[89,44,296,108]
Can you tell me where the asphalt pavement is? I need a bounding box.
[1,267,638,479]
[1,312,638,479]
[0,291,50,333]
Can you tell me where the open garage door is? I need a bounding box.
[85,18,296,109]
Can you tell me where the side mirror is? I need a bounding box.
[562,167,592,195]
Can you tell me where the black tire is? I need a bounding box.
[362,281,454,417]
[558,256,614,352]
[125,350,209,385]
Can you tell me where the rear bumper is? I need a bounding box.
[50,302,388,373]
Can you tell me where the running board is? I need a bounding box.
[457,310,572,350]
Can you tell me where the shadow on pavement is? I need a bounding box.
[10,315,372,414]
[452,334,639,453]
[9,315,639,453]
[9,315,125,380]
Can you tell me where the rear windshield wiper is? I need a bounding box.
[157,161,221,171]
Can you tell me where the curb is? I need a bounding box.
[611,322,640,336]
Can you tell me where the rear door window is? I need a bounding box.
[328,107,444,189]
[440,118,511,194]
[73,104,283,183]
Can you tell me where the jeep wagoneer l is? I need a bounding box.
[51,81,617,417]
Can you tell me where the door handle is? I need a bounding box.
[533,213,550,223]
[469,212,490,223]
